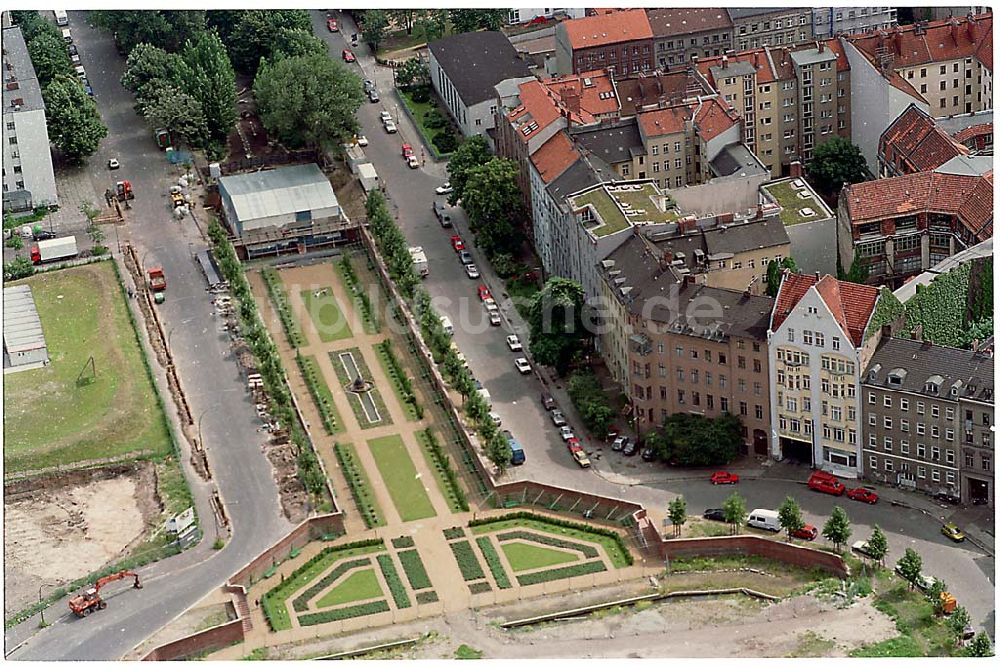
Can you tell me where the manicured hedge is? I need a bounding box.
[468,581,492,595]
[495,530,599,558]
[292,558,371,612]
[261,267,305,348]
[376,554,412,609]
[337,256,379,333]
[334,443,385,528]
[469,512,633,567]
[295,353,341,434]
[391,536,415,549]
[297,600,390,626]
[415,591,438,605]
[475,537,512,589]
[417,429,468,512]
[443,527,466,540]
[397,549,432,590]
[449,541,486,581]
[515,560,607,587]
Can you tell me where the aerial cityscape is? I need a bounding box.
[2,5,995,660]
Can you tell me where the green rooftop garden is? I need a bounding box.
[763,180,830,227]
[571,184,681,238]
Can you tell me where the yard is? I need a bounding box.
[367,435,437,522]
[4,262,172,474]
[299,288,352,342]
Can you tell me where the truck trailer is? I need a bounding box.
[30,236,77,264]
[408,246,428,277]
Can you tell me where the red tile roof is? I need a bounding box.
[695,97,739,142]
[843,171,994,242]
[771,273,881,347]
[645,8,732,37]
[637,105,689,138]
[879,105,966,173]
[530,130,579,184]
[561,9,653,50]
[847,14,993,69]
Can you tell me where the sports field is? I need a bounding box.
[3,262,172,473]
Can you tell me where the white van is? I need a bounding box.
[439,315,453,336]
[746,508,781,532]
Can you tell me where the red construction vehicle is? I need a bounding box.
[116,180,134,201]
[68,570,142,617]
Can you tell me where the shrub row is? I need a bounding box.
[292,558,370,612]
[468,581,492,595]
[295,353,339,434]
[515,560,607,587]
[397,549,432,590]
[297,599,390,627]
[449,540,486,582]
[337,256,379,333]
[334,443,384,528]
[416,429,468,512]
[260,539,384,631]
[469,512,633,566]
[475,537,512,589]
[391,536,415,549]
[208,221,325,502]
[261,267,305,348]
[495,530,599,559]
[376,339,422,420]
[376,554,412,609]
[443,527,466,540]
[415,591,438,605]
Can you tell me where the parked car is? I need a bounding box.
[808,470,846,496]
[622,439,639,456]
[611,435,629,452]
[791,524,818,541]
[435,182,454,195]
[514,357,531,374]
[703,508,726,522]
[342,49,355,62]
[327,18,338,32]
[450,235,465,252]
[847,487,879,504]
[465,264,479,279]
[383,120,397,133]
[941,522,966,542]
[458,250,473,265]
[477,285,492,301]
[506,334,522,351]
[710,471,740,485]
[549,408,565,425]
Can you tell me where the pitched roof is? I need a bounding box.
[530,130,579,184]
[847,14,993,70]
[645,8,732,37]
[843,171,993,241]
[771,273,881,347]
[879,104,966,172]
[427,31,532,106]
[865,337,994,405]
[560,8,652,50]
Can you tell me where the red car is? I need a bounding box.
[477,285,491,301]
[791,524,818,541]
[847,487,879,504]
[342,49,355,63]
[807,470,846,496]
[710,471,740,485]
[450,235,465,252]
[327,18,338,32]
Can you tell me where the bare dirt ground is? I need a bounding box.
[3,464,160,616]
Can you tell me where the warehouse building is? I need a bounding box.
[3,284,48,371]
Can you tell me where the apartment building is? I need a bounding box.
[2,25,58,213]
[768,272,884,476]
[554,9,654,78]
[645,8,733,68]
[812,7,897,39]
[694,39,851,176]
[863,336,994,506]
[728,7,814,51]
[837,166,993,288]
[598,232,774,450]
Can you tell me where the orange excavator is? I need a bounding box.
[68,570,142,617]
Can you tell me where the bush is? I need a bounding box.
[449,540,486,581]
[376,554,412,609]
[515,560,607,586]
[391,536,415,549]
[297,599,390,626]
[432,130,459,154]
[397,549,432,590]
[475,537,512,589]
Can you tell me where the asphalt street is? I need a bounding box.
[10,12,289,661]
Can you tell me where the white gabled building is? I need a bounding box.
[767,272,885,477]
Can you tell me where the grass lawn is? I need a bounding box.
[316,569,383,608]
[500,542,579,572]
[4,263,172,474]
[367,435,436,522]
[299,288,352,342]
[471,519,631,569]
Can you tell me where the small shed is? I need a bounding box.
[3,285,48,369]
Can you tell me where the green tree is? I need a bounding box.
[43,76,108,163]
[361,9,390,52]
[806,136,868,197]
[143,84,209,147]
[396,58,429,90]
[947,606,971,645]
[722,492,747,535]
[765,256,798,297]
[896,547,923,590]
[867,525,888,567]
[486,430,512,473]
[445,135,491,205]
[181,31,237,150]
[964,632,994,657]
[26,31,73,88]
[527,277,588,374]
[821,506,851,552]
[667,496,687,537]
[462,158,522,255]
[254,53,363,152]
[777,496,804,541]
